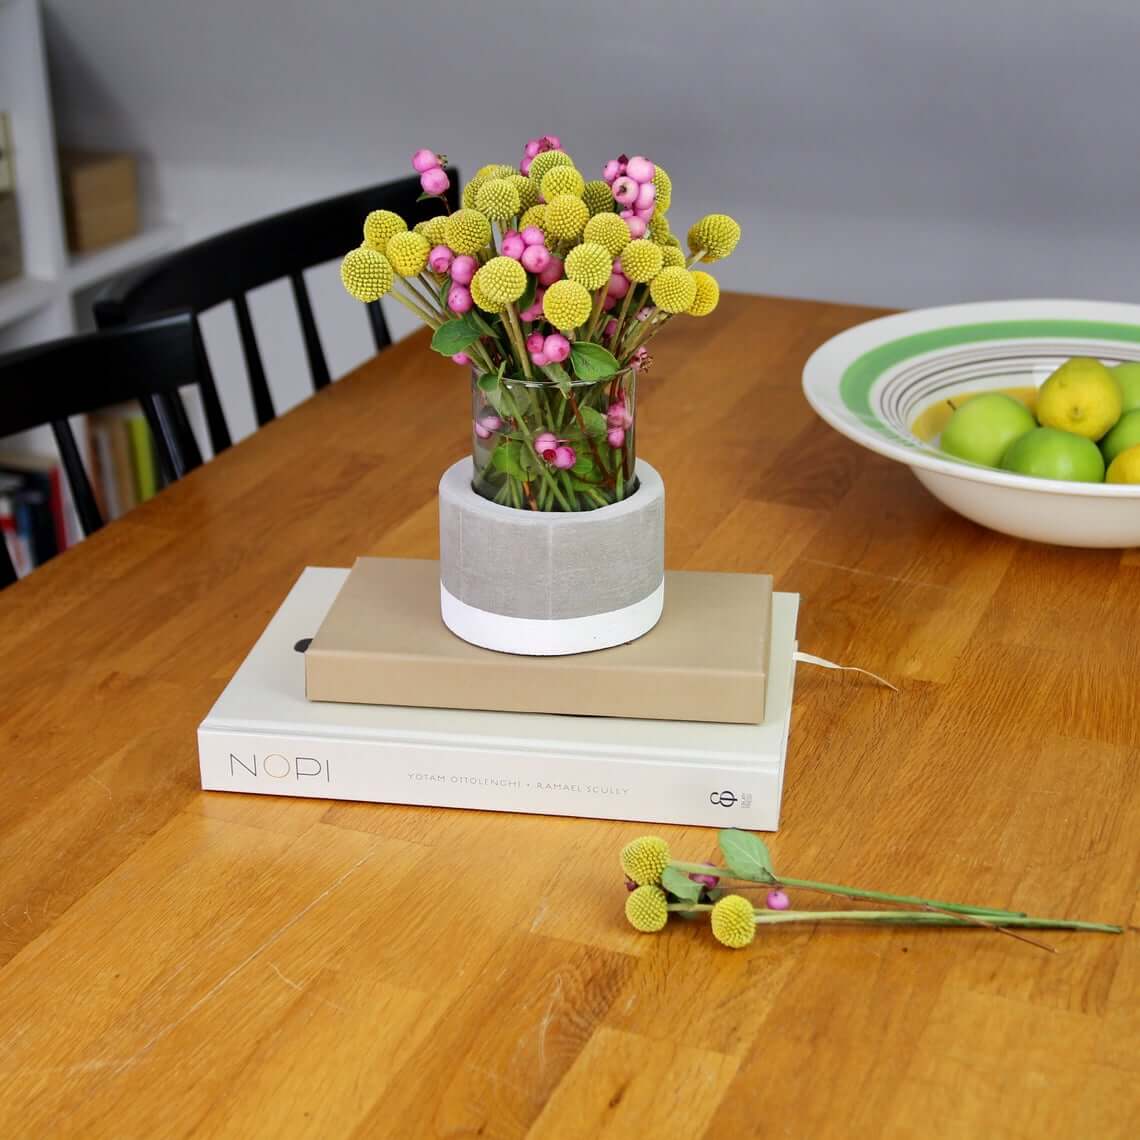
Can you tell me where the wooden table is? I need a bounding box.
[1,295,1136,1139]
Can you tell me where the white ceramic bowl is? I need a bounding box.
[802,299,1140,548]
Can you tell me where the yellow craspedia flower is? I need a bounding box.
[341,247,393,302]
[625,885,669,933]
[543,279,592,331]
[540,166,585,200]
[510,174,539,214]
[520,204,547,232]
[528,149,575,183]
[444,209,493,255]
[660,245,686,269]
[582,180,614,217]
[363,209,407,252]
[472,256,527,305]
[687,213,741,261]
[711,895,756,949]
[583,212,630,258]
[461,173,489,211]
[544,194,589,241]
[477,162,517,180]
[650,265,698,313]
[647,213,672,245]
[619,239,664,284]
[385,230,430,277]
[414,216,449,246]
[565,242,612,291]
[651,166,673,213]
[688,271,720,317]
[470,274,504,314]
[476,178,521,223]
[619,835,671,886]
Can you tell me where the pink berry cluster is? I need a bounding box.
[606,395,633,449]
[519,134,563,176]
[533,431,576,470]
[411,148,450,197]
[524,330,570,369]
[473,411,503,441]
[602,154,656,238]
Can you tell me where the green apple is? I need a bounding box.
[1100,408,1140,465]
[1000,427,1105,482]
[1111,362,1140,413]
[939,393,1036,467]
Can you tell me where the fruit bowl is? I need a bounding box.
[802,299,1140,548]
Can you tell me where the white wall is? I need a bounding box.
[40,0,1140,441]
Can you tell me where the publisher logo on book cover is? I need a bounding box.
[709,790,752,808]
[229,753,331,781]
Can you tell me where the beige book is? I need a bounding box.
[305,558,772,724]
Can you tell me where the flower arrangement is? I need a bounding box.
[340,136,741,512]
[621,830,1122,950]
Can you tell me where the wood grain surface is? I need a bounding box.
[0,294,1136,1139]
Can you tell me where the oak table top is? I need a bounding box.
[0,294,1136,1140]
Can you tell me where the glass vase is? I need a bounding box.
[470,369,638,512]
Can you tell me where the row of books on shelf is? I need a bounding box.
[1,404,163,578]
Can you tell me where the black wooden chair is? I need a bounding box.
[93,172,460,455]
[0,312,203,588]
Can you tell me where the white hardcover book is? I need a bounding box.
[198,568,801,829]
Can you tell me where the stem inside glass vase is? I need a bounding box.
[470,368,638,512]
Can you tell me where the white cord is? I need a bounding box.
[794,651,899,692]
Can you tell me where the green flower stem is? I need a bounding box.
[581,287,608,343]
[408,273,448,319]
[497,386,574,511]
[610,287,639,354]
[686,249,706,269]
[665,861,1028,919]
[747,911,1121,933]
[389,284,441,328]
[566,390,614,488]
[503,303,533,380]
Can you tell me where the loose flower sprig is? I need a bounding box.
[339,136,741,512]
[620,831,1122,950]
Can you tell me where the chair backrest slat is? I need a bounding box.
[367,300,392,352]
[232,294,276,427]
[50,419,103,536]
[291,271,330,390]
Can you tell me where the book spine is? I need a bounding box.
[198,728,781,830]
[109,417,137,514]
[126,414,157,502]
[48,466,67,552]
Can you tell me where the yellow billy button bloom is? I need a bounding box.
[651,166,673,212]
[540,165,586,200]
[544,194,590,241]
[564,242,612,291]
[475,178,521,224]
[687,270,721,317]
[583,212,631,258]
[414,216,449,246]
[659,245,686,269]
[363,209,407,252]
[619,835,671,885]
[543,279,592,331]
[470,274,504,314]
[649,265,698,313]
[444,209,493,255]
[340,247,394,302]
[472,256,527,306]
[510,174,540,213]
[582,180,615,216]
[520,204,547,232]
[527,149,575,184]
[618,239,664,284]
[711,895,757,949]
[625,885,670,933]
[385,231,431,277]
[687,213,742,261]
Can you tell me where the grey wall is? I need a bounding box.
[41,0,1140,441]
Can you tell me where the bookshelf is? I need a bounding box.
[0,0,179,352]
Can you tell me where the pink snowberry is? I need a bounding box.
[543,333,570,363]
[450,255,477,285]
[766,890,791,911]
[607,401,632,429]
[637,307,652,320]
[624,216,647,238]
[611,176,639,206]
[634,206,654,222]
[473,414,502,440]
[412,148,440,174]
[452,352,471,366]
[530,350,550,367]
[474,420,492,440]
[521,244,551,275]
[602,295,617,311]
[525,331,546,353]
[420,167,450,196]
[534,432,558,460]
[524,138,543,159]
[688,864,719,888]
[606,427,625,448]
[604,319,618,339]
[552,445,576,469]
[520,156,533,176]
[501,230,526,259]
[447,284,473,314]
[635,181,656,211]
[625,155,655,184]
[542,135,561,151]
[538,256,564,287]
[428,245,453,274]
[631,346,649,370]
[607,271,630,299]
[521,226,545,246]
[602,159,624,185]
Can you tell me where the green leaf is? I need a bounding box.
[469,309,499,338]
[518,443,540,475]
[718,830,775,882]
[661,866,702,902]
[489,441,527,480]
[578,406,608,439]
[571,452,597,478]
[540,361,572,395]
[431,316,483,357]
[476,372,499,393]
[416,191,440,203]
[517,273,537,315]
[569,341,620,381]
[438,276,452,308]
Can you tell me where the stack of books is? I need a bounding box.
[199,559,801,829]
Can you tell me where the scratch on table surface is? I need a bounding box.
[800,557,950,592]
[529,898,548,934]
[268,962,304,991]
[106,851,373,1075]
[535,975,564,1072]
[86,775,113,800]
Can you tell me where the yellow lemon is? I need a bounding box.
[1106,443,1140,484]
[1035,358,1122,440]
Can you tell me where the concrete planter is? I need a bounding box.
[439,457,665,655]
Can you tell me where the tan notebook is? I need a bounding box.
[305,558,772,724]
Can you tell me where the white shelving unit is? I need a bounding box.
[0,0,179,351]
